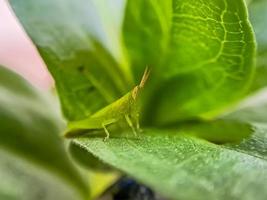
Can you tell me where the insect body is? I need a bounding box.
[64,68,150,141]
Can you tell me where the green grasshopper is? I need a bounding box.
[64,68,150,141]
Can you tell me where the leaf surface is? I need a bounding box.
[72,122,267,200]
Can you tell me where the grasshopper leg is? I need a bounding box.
[136,119,143,133]
[125,114,137,136]
[135,113,142,132]
[102,123,110,142]
[102,119,117,142]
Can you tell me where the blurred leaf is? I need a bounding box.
[249,0,267,53]
[0,150,83,200]
[9,0,133,121]
[123,0,256,125]
[69,141,112,171]
[223,88,267,123]
[71,123,267,200]
[88,171,119,199]
[173,120,252,143]
[250,53,267,91]
[248,0,267,91]
[69,144,120,199]
[0,66,89,199]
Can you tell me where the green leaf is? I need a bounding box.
[0,66,89,199]
[248,0,267,91]
[223,89,267,123]
[0,150,83,200]
[248,0,267,53]
[250,52,267,91]
[69,141,112,171]
[123,0,256,125]
[9,0,133,121]
[71,123,267,200]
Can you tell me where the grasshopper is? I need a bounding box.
[64,68,150,141]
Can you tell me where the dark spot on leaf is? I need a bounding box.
[77,65,85,72]
[87,85,95,93]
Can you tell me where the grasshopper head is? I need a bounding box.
[131,67,150,100]
[132,86,139,100]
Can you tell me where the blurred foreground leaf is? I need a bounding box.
[223,88,267,124]
[248,0,267,91]
[0,66,89,200]
[88,171,119,199]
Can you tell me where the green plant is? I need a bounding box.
[1,0,267,199]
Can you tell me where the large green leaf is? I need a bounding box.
[0,66,88,199]
[71,121,267,200]
[123,0,256,125]
[9,0,133,121]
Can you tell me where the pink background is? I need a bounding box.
[0,0,53,89]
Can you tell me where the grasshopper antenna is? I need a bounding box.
[132,67,150,100]
[139,66,150,89]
